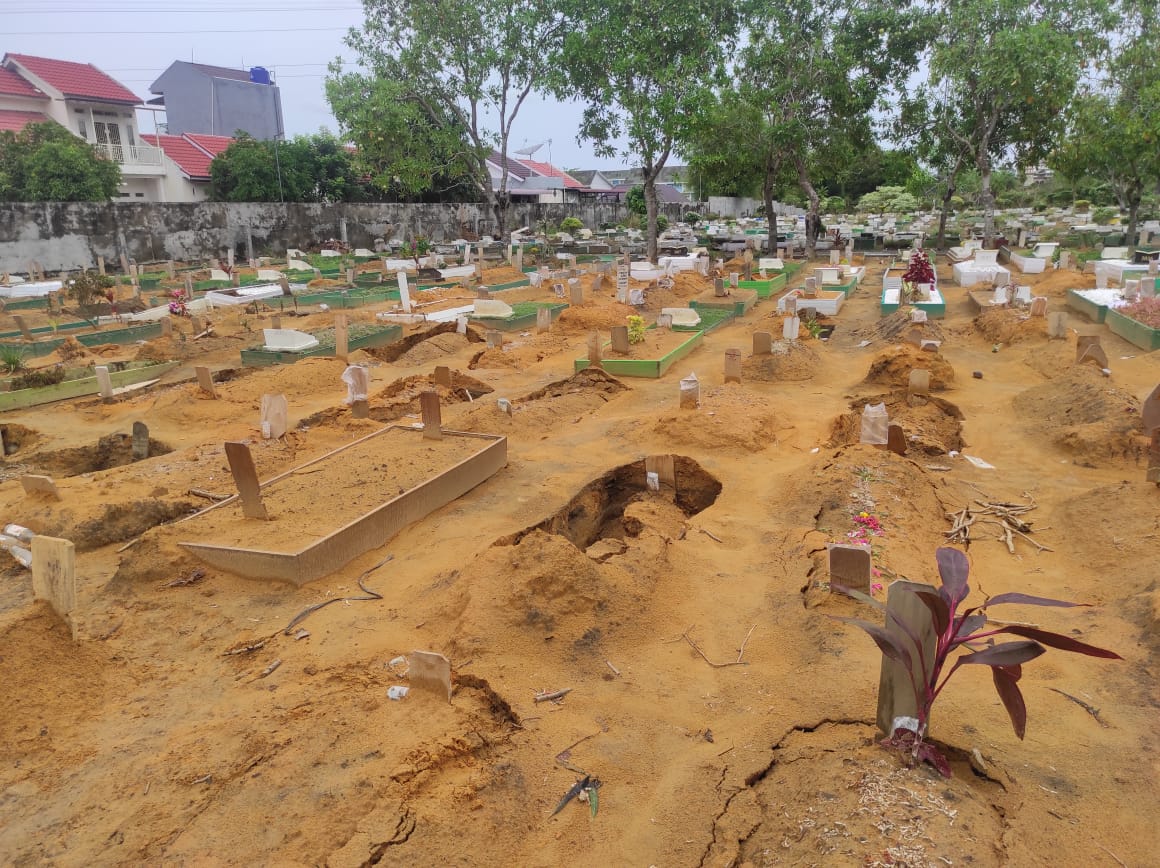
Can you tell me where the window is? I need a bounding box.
[78,118,87,140]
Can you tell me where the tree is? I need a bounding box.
[695,0,926,256]
[555,0,737,262]
[0,121,119,202]
[923,0,1108,245]
[1051,22,1159,252]
[209,132,371,202]
[329,0,564,236]
[857,186,920,213]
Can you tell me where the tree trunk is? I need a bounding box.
[979,152,995,247]
[492,192,509,241]
[763,175,776,255]
[644,173,660,264]
[937,176,957,249]
[795,159,821,259]
[1127,191,1140,256]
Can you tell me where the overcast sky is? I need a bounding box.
[2,0,634,172]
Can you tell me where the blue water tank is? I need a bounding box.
[249,66,271,85]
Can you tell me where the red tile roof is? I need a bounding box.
[4,53,140,104]
[0,109,52,133]
[141,133,215,179]
[521,160,583,189]
[0,66,45,99]
[183,133,234,158]
[142,133,235,179]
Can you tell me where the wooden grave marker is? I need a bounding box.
[335,314,350,362]
[877,580,938,736]
[433,365,452,388]
[908,369,931,396]
[224,441,269,520]
[724,348,742,384]
[887,424,907,455]
[195,366,217,398]
[31,536,77,640]
[12,315,33,341]
[261,394,288,439]
[644,454,677,492]
[753,331,772,355]
[827,543,871,593]
[587,331,603,369]
[131,421,149,460]
[536,307,552,333]
[1047,311,1068,339]
[420,390,442,440]
[408,650,452,703]
[611,325,630,353]
[21,474,60,500]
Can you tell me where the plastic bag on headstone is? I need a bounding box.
[860,402,889,445]
[341,364,369,405]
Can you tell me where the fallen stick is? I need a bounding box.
[698,527,723,543]
[534,688,573,703]
[682,626,748,668]
[259,659,282,678]
[736,624,756,663]
[1049,687,1108,728]
[605,660,621,677]
[188,487,230,502]
[282,554,391,634]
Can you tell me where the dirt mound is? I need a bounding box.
[742,339,821,382]
[1029,267,1095,297]
[1013,366,1144,462]
[468,334,573,370]
[864,344,955,390]
[701,722,1010,867]
[828,391,965,455]
[848,310,946,345]
[393,332,473,366]
[365,321,483,364]
[444,529,635,660]
[652,386,781,452]
[974,307,1047,344]
[554,301,638,334]
[453,367,628,434]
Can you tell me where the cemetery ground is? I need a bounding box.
[0,257,1157,867]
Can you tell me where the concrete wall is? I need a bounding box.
[0,200,686,272]
[709,196,804,219]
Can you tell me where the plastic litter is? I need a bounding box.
[387,685,409,701]
[860,403,889,445]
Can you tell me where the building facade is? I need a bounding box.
[149,62,283,140]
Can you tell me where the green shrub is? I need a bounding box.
[0,345,28,374]
[685,210,701,223]
[1073,199,1091,211]
[559,216,583,233]
[655,215,669,232]
[822,195,847,214]
[949,195,965,209]
[1092,206,1119,224]
[11,366,66,389]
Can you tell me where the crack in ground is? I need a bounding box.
[364,808,416,866]
[697,718,871,868]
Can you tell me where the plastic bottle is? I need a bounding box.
[6,545,31,569]
[3,524,34,543]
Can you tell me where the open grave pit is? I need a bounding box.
[22,431,175,478]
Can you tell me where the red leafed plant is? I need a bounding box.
[901,248,935,286]
[1119,296,1160,329]
[833,547,1121,777]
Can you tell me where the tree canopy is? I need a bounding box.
[209,132,371,203]
[0,121,120,202]
[328,0,565,235]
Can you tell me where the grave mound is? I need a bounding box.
[300,371,493,428]
[864,344,954,391]
[27,432,174,477]
[828,391,965,455]
[453,367,628,432]
[1028,267,1094,297]
[700,722,1010,867]
[847,309,945,345]
[366,320,483,364]
[554,301,639,334]
[741,339,820,382]
[1012,366,1144,462]
[651,386,781,452]
[468,333,573,370]
[974,307,1047,344]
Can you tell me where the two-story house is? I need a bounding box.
[149,61,283,140]
[0,53,165,200]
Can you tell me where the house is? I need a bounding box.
[1,52,165,200]
[568,169,617,192]
[486,151,586,204]
[142,132,234,201]
[149,62,283,140]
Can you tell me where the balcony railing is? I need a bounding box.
[91,141,163,167]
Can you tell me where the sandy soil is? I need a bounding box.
[0,256,1157,867]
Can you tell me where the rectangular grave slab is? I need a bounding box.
[32,535,77,639]
[180,427,507,585]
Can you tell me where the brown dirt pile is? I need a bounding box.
[848,310,946,344]
[652,385,781,452]
[554,301,638,334]
[742,339,821,382]
[481,266,527,285]
[468,334,573,370]
[1028,267,1095,297]
[365,321,483,364]
[974,307,1048,344]
[393,332,474,366]
[864,344,955,390]
[1012,366,1145,462]
[453,368,628,434]
[828,391,965,455]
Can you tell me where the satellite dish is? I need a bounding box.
[515,141,544,157]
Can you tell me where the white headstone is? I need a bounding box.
[398,271,412,313]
